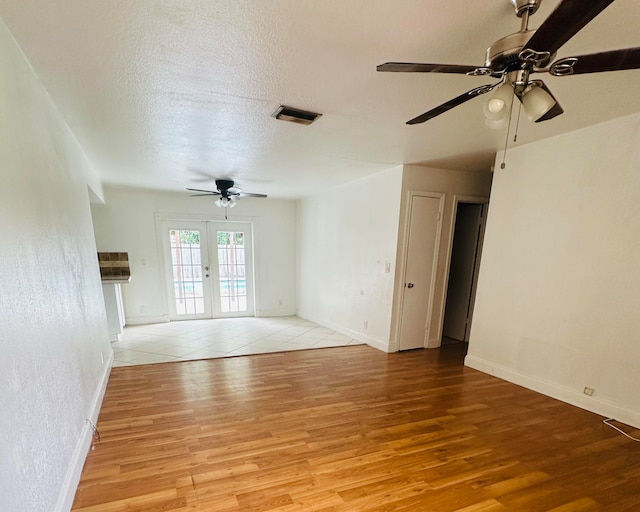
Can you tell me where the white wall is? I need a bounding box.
[466,113,640,428]
[91,186,297,323]
[0,19,112,512]
[297,167,403,350]
[389,166,493,350]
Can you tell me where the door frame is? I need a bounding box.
[154,213,259,321]
[391,191,445,351]
[438,195,489,345]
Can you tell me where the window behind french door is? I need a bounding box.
[169,227,207,316]
[161,220,254,320]
[216,230,249,315]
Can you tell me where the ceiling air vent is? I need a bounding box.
[272,105,322,125]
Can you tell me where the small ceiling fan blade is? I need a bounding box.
[377,62,481,74]
[522,0,614,56]
[406,83,498,125]
[187,187,219,194]
[237,192,268,198]
[551,47,640,75]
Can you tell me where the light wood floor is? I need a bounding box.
[72,344,640,511]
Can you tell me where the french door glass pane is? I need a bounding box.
[169,229,205,315]
[217,230,248,313]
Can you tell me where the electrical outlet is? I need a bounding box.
[583,387,595,396]
[385,261,391,273]
[363,321,368,330]
[139,305,145,313]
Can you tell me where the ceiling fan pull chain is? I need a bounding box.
[513,100,523,142]
[500,89,517,170]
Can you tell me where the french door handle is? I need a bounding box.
[406,283,414,288]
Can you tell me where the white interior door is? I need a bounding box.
[398,194,443,350]
[208,222,255,318]
[161,221,213,320]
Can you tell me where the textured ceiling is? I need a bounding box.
[1,0,639,198]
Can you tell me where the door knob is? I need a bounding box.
[406,283,414,288]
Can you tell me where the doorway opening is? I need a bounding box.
[442,201,486,343]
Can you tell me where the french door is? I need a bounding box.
[161,220,254,320]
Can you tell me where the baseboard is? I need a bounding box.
[296,312,391,353]
[255,309,297,318]
[124,314,169,326]
[464,354,640,429]
[55,350,113,512]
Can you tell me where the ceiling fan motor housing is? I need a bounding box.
[485,30,536,71]
[215,179,236,198]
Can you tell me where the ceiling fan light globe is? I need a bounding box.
[522,85,556,122]
[483,100,506,121]
[483,83,513,121]
[488,98,506,113]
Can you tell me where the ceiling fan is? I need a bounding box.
[377,0,640,126]
[187,179,267,217]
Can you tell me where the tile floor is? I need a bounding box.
[111,316,364,367]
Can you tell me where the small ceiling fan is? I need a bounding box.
[377,0,640,126]
[187,179,267,218]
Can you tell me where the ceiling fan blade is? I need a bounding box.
[551,47,640,75]
[377,62,481,74]
[237,192,268,198]
[522,0,614,56]
[186,187,218,194]
[406,83,498,125]
[190,193,220,197]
